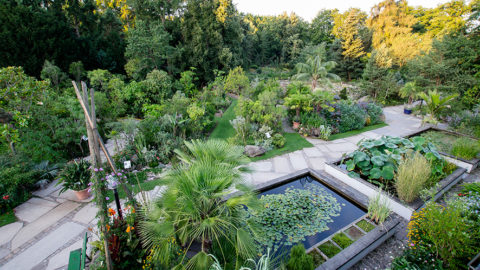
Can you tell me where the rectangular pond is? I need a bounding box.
[257,174,366,250]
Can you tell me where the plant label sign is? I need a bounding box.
[124,160,131,169]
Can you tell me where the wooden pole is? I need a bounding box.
[72,81,137,206]
[75,81,113,270]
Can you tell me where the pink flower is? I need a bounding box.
[410,243,415,246]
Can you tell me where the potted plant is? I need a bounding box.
[292,115,301,129]
[399,82,421,115]
[57,160,92,200]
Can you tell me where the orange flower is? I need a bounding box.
[108,208,116,216]
[126,225,134,233]
[131,208,136,214]
[106,224,111,232]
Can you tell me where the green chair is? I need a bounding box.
[68,232,89,270]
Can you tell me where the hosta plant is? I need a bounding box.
[342,136,444,193]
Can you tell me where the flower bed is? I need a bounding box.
[407,126,480,172]
[324,136,466,219]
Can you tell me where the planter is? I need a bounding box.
[406,126,480,173]
[74,188,91,200]
[403,108,412,114]
[325,160,466,220]
[292,121,300,129]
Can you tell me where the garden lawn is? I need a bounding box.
[209,100,237,140]
[209,100,313,161]
[250,133,313,161]
[328,123,388,141]
[0,211,16,227]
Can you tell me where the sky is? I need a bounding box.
[232,0,452,21]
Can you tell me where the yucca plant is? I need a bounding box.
[140,140,261,270]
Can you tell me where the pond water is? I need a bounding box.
[258,175,366,250]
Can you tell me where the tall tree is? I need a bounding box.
[310,9,337,44]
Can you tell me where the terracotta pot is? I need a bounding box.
[292,121,300,129]
[74,188,91,200]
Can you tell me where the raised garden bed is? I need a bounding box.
[242,169,402,269]
[325,159,465,219]
[407,126,480,173]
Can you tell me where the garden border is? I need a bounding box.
[324,159,466,219]
[406,126,480,173]
[240,169,402,270]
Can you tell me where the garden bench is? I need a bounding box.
[68,232,88,270]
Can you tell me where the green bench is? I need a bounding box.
[68,232,88,270]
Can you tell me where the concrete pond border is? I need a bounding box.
[243,169,402,270]
[406,126,480,173]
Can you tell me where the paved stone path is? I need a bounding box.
[0,106,426,270]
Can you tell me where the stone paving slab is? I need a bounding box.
[2,222,85,270]
[32,180,62,198]
[0,222,23,246]
[250,161,273,172]
[303,147,325,158]
[272,156,293,173]
[45,239,82,270]
[72,203,97,225]
[250,172,288,185]
[308,157,326,171]
[325,142,357,153]
[11,201,80,250]
[289,153,308,170]
[15,198,59,223]
[0,248,9,260]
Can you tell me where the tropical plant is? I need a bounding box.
[56,160,91,193]
[292,50,340,90]
[395,151,431,203]
[209,249,272,270]
[140,140,260,270]
[286,244,314,270]
[417,90,458,122]
[367,190,391,224]
[399,81,421,105]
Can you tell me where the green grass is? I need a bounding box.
[332,232,354,249]
[308,250,326,267]
[250,133,313,162]
[356,220,375,232]
[328,123,388,141]
[318,241,341,258]
[209,100,313,161]
[0,211,17,227]
[105,169,167,203]
[209,100,237,140]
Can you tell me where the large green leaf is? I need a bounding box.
[371,156,385,166]
[346,159,355,171]
[381,166,395,180]
[353,151,369,163]
[369,167,382,179]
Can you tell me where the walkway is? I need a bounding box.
[0,106,424,270]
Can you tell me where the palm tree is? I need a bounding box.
[293,53,340,91]
[417,90,458,124]
[140,140,260,270]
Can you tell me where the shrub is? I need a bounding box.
[451,137,480,160]
[395,152,431,202]
[57,160,91,193]
[406,200,478,269]
[224,66,250,96]
[365,103,383,125]
[286,244,314,270]
[367,191,391,224]
[335,101,366,133]
[230,116,250,145]
[272,133,286,148]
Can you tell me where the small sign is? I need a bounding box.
[265,132,271,139]
[81,135,88,141]
[124,160,131,169]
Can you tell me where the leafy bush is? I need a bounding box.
[395,152,431,202]
[245,184,341,248]
[451,137,480,160]
[404,200,479,269]
[365,103,383,125]
[272,133,286,148]
[57,160,91,192]
[335,101,366,133]
[230,116,250,145]
[0,155,42,214]
[286,244,314,270]
[367,191,391,224]
[224,66,250,96]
